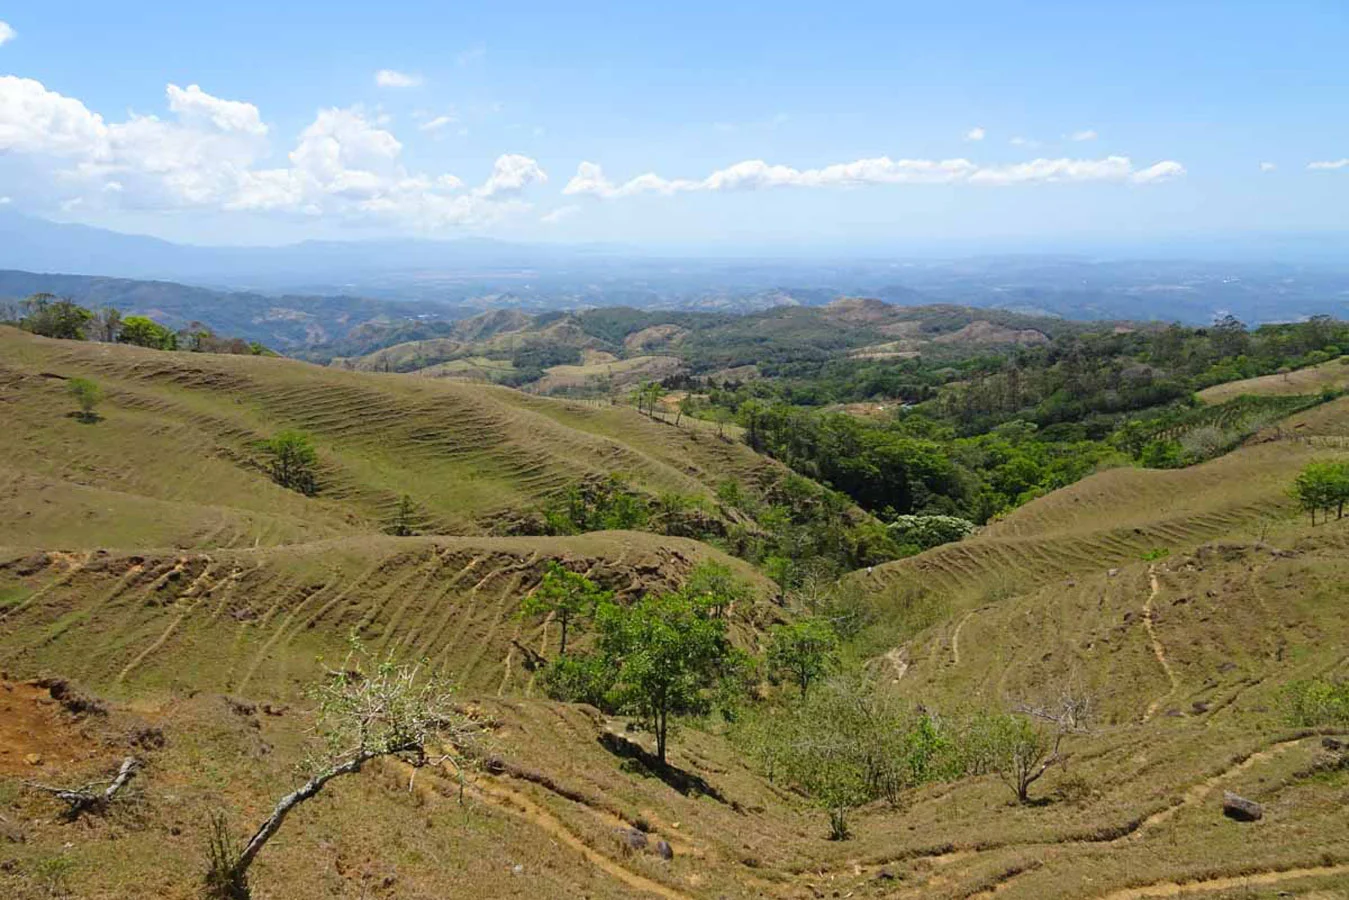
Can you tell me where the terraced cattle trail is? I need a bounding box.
[1093,864,1349,899]
[466,772,695,900]
[1142,566,1180,722]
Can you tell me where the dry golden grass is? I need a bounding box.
[4,326,1349,899]
[1198,357,1349,404]
[0,326,778,547]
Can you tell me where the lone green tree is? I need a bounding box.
[1293,461,1349,524]
[205,640,481,899]
[767,618,840,699]
[260,430,319,495]
[66,377,102,423]
[520,562,611,657]
[595,590,732,762]
[386,494,417,536]
[118,315,178,350]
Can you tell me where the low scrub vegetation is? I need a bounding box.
[1283,678,1349,727]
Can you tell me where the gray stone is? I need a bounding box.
[1222,791,1262,821]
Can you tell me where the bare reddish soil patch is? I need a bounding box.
[0,681,101,777]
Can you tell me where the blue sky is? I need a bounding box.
[0,1,1345,250]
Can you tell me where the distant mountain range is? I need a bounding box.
[0,269,469,349]
[2,208,1348,326]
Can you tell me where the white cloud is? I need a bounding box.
[418,114,457,132]
[965,126,986,141]
[0,75,544,230]
[1259,161,1277,172]
[166,84,267,136]
[0,76,108,157]
[1009,136,1037,147]
[540,204,580,225]
[1069,129,1098,142]
[374,69,423,88]
[474,153,548,197]
[1308,159,1349,171]
[0,21,15,46]
[565,154,1186,198]
[1130,160,1186,184]
[0,196,10,205]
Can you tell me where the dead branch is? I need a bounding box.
[25,756,139,820]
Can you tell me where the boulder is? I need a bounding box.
[655,839,674,860]
[1323,736,1346,753]
[614,827,648,853]
[1222,791,1262,821]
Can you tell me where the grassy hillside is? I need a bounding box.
[1198,356,1349,404]
[0,326,784,544]
[2,326,1349,899]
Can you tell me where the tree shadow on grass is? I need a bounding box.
[597,731,731,805]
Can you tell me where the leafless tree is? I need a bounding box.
[205,639,483,899]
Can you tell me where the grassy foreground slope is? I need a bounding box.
[2,329,1349,899]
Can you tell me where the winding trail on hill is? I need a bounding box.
[1123,734,1333,838]
[1142,566,1180,722]
[1092,863,1349,899]
[467,774,695,900]
[950,609,976,666]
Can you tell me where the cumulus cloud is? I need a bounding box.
[0,75,544,230]
[965,126,986,141]
[374,69,423,88]
[1308,159,1349,171]
[167,84,267,136]
[565,154,1186,198]
[0,21,15,46]
[474,153,547,197]
[1259,161,1277,172]
[1069,129,1098,142]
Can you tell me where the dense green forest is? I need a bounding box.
[675,315,1349,525]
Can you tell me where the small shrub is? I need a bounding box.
[1283,679,1349,728]
[66,377,102,423]
[204,811,250,900]
[258,430,318,496]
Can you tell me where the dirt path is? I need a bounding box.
[1093,864,1349,898]
[469,774,696,900]
[950,609,976,666]
[1125,735,1322,837]
[1142,566,1180,722]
